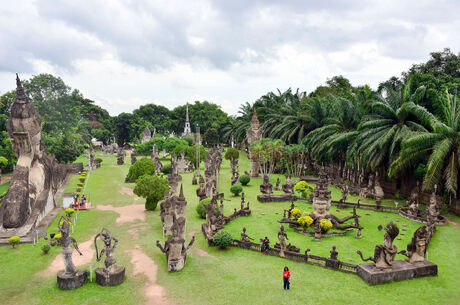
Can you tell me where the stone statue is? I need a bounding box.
[196,179,207,201]
[156,215,195,272]
[260,175,273,195]
[407,182,421,217]
[400,226,428,263]
[277,224,288,257]
[374,171,384,200]
[152,144,162,174]
[274,177,281,191]
[130,153,137,165]
[89,145,96,170]
[246,108,262,177]
[141,126,152,143]
[44,216,86,289]
[340,184,349,202]
[282,175,294,194]
[1,75,75,241]
[94,228,125,286]
[116,148,124,165]
[357,222,399,269]
[329,245,338,260]
[427,185,440,227]
[240,227,254,243]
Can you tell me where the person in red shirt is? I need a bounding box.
[283,266,290,290]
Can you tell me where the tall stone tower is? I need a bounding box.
[246,108,263,177]
[181,103,193,138]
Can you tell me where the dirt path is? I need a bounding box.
[96,204,146,224]
[127,246,169,305]
[445,216,459,227]
[39,235,95,277]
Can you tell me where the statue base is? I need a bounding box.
[95,266,125,286]
[257,194,296,202]
[357,260,437,285]
[57,270,87,290]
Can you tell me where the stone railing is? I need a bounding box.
[232,240,357,274]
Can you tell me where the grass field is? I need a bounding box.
[0,150,459,305]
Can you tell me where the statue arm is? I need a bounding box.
[97,249,105,261]
[187,235,195,250]
[112,237,118,250]
[71,237,83,255]
[156,240,166,253]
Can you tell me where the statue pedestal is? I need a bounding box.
[95,266,125,286]
[357,260,437,285]
[257,194,296,202]
[57,270,87,290]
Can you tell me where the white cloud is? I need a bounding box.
[0,0,459,115]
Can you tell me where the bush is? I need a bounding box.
[77,182,84,187]
[183,137,194,146]
[230,185,243,196]
[290,208,302,219]
[78,177,86,183]
[161,163,171,174]
[320,219,333,233]
[65,208,75,218]
[294,181,314,198]
[298,216,314,228]
[239,175,250,186]
[196,198,220,219]
[128,158,156,181]
[76,187,82,193]
[95,158,103,164]
[133,174,169,211]
[204,127,219,147]
[224,148,239,160]
[41,244,51,254]
[8,236,20,248]
[213,230,233,249]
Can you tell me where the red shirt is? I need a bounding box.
[283,271,290,278]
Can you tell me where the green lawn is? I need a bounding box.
[0,151,459,305]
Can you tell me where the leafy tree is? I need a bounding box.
[91,129,112,145]
[164,137,186,153]
[42,131,85,163]
[0,156,7,184]
[133,174,168,210]
[224,148,239,161]
[133,104,174,134]
[204,127,219,147]
[127,158,156,181]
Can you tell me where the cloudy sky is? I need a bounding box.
[0,0,459,115]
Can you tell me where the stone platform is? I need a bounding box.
[357,260,437,285]
[95,266,125,286]
[257,194,296,202]
[57,270,87,290]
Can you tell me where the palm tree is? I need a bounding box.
[390,91,460,195]
[303,94,364,163]
[354,79,429,172]
[261,95,328,144]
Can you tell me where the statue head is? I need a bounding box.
[384,222,399,246]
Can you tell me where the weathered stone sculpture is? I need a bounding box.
[274,177,281,191]
[374,171,384,200]
[277,224,288,257]
[357,222,399,269]
[240,227,254,243]
[260,175,273,195]
[160,186,187,236]
[246,108,262,177]
[427,185,440,228]
[399,226,428,263]
[311,169,332,219]
[141,126,152,143]
[89,145,96,170]
[0,75,77,241]
[45,216,86,289]
[196,178,207,201]
[94,228,125,286]
[156,215,195,272]
[177,149,192,173]
[152,144,162,174]
[340,184,349,203]
[130,153,137,165]
[282,175,294,194]
[116,148,124,165]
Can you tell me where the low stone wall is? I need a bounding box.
[231,240,358,273]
